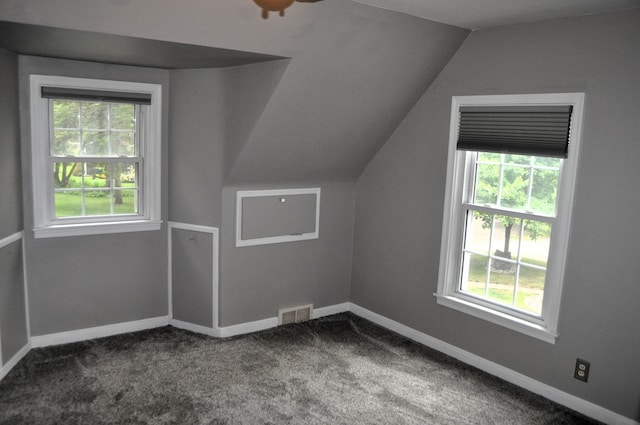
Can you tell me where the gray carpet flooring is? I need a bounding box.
[0,313,600,424]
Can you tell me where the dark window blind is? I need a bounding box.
[41,87,152,105]
[457,105,573,158]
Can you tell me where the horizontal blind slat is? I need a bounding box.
[457,105,572,158]
[42,87,152,105]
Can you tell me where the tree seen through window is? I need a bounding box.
[461,153,561,315]
[52,100,139,218]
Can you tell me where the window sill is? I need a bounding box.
[435,294,557,344]
[33,220,162,239]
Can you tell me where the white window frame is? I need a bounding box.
[436,93,585,343]
[30,75,162,238]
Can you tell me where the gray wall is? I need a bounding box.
[0,0,468,186]
[0,240,27,363]
[0,48,22,238]
[0,48,28,365]
[169,68,226,228]
[220,182,354,327]
[19,56,170,336]
[167,64,358,328]
[351,10,640,420]
[241,194,317,240]
[171,228,214,328]
[168,65,289,327]
[222,60,290,177]
[168,62,289,226]
[224,2,468,184]
[2,0,467,338]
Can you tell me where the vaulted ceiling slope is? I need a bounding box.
[352,0,640,29]
[0,0,468,185]
[225,2,468,184]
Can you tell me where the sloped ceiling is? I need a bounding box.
[0,0,468,185]
[225,2,467,184]
[352,0,640,29]
[223,59,292,177]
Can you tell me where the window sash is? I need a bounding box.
[462,203,556,224]
[49,100,141,158]
[47,99,144,222]
[453,286,548,326]
[458,205,551,320]
[470,152,562,216]
[48,161,145,221]
[51,157,141,163]
[460,155,556,317]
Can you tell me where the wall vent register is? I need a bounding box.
[278,304,313,325]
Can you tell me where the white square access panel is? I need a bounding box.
[235,188,321,247]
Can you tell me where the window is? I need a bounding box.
[30,75,162,238]
[437,93,584,343]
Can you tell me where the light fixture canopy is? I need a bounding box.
[254,0,323,19]
[254,0,296,19]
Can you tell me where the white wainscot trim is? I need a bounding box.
[170,319,220,338]
[348,303,639,425]
[0,231,29,381]
[235,187,321,247]
[0,231,23,249]
[167,222,220,331]
[30,316,169,348]
[0,343,31,381]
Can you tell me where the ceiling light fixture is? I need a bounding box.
[254,0,323,19]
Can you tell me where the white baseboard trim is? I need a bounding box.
[313,302,351,318]
[170,319,220,338]
[0,343,31,381]
[24,302,352,350]
[219,317,278,338]
[218,301,351,338]
[348,303,638,425]
[6,301,634,424]
[31,316,169,348]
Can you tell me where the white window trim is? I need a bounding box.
[436,93,585,344]
[236,188,321,247]
[29,75,162,238]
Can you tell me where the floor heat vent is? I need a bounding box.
[278,304,313,325]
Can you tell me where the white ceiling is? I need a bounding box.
[352,0,640,29]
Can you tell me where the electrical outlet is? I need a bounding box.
[574,358,590,382]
